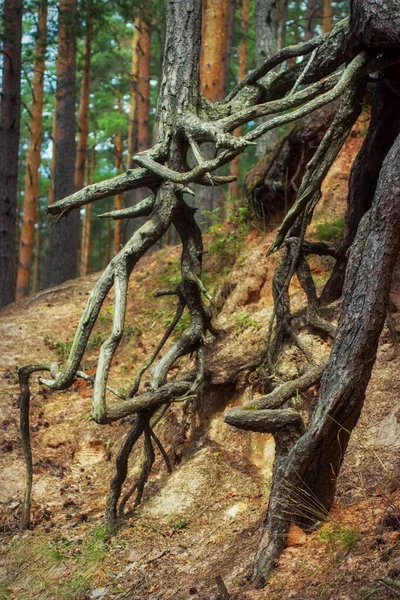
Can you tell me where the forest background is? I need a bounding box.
[1,0,348,306]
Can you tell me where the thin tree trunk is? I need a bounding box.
[80,148,94,277]
[0,0,23,309]
[229,0,250,201]
[16,0,48,300]
[76,0,92,277]
[127,19,140,168]
[48,114,56,205]
[32,213,41,294]
[114,129,124,255]
[137,18,151,153]
[44,0,78,288]
[75,0,92,192]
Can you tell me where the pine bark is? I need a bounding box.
[137,19,151,153]
[198,0,231,222]
[16,0,48,300]
[127,20,141,168]
[45,0,78,288]
[255,0,279,157]
[0,0,23,308]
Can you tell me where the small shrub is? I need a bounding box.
[318,522,358,552]
[316,218,345,243]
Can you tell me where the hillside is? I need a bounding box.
[1,116,400,600]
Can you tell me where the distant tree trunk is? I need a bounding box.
[16,0,48,300]
[76,0,92,277]
[80,148,94,277]
[0,0,23,309]
[114,128,124,255]
[198,0,231,223]
[75,0,92,192]
[32,214,41,294]
[200,0,230,101]
[44,0,78,288]
[322,0,333,33]
[304,0,318,41]
[255,0,279,158]
[229,0,250,201]
[137,18,151,153]
[48,114,56,205]
[127,20,141,168]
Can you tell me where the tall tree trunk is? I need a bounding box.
[0,0,23,309]
[198,0,231,224]
[322,0,333,33]
[76,0,92,277]
[44,0,78,288]
[48,113,56,205]
[80,148,94,277]
[255,0,279,158]
[16,0,48,300]
[114,129,124,255]
[137,18,151,153]
[32,213,41,294]
[200,0,230,101]
[127,19,141,168]
[125,17,151,242]
[75,0,92,192]
[229,0,250,201]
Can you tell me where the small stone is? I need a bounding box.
[127,551,142,563]
[90,588,107,599]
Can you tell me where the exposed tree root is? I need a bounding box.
[18,4,400,590]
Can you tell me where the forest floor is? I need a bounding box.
[1,112,400,600]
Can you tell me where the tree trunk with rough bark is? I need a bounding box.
[44,0,78,288]
[16,0,48,300]
[255,0,279,158]
[137,18,151,154]
[127,20,141,168]
[0,0,23,308]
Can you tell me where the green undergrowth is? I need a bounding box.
[316,217,345,243]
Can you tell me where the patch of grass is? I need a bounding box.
[315,217,345,243]
[61,574,92,600]
[235,311,262,334]
[44,332,106,361]
[318,522,358,552]
[0,584,11,600]
[172,518,188,530]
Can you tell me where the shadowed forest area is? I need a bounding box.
[1,0,400,598]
